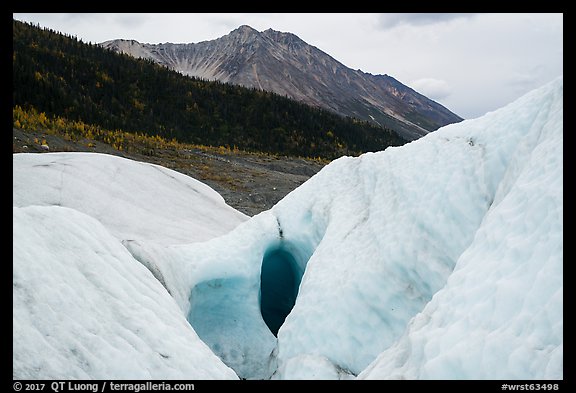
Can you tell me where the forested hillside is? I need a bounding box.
[13,20,407,159]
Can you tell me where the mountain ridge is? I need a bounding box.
[101,25,463,141]
[13,19,404,160]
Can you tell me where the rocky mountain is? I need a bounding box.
[101,25,463,141]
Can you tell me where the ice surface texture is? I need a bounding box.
[359,76,563,380]
[12,206,238,379]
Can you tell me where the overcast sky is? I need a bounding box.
[13,13,563,119]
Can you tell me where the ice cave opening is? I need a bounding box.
[185,237,310,379]
[260,246,303,336]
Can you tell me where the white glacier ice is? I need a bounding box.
[12,205,238,379]
[13,76,562,380]
[12,152,247,245]
[13,154,246,379]
[358,76,563,380]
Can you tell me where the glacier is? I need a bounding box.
[13,154,247,379]
[13,76,562,380]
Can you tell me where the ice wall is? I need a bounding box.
[359,76,563,380]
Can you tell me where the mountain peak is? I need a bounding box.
[230,25,260,36]
[228,26,303,46]
[224,25,265,46]
[262,28,303,45]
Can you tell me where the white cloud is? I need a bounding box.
[377,13,478,29]
[409,78,452,101]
